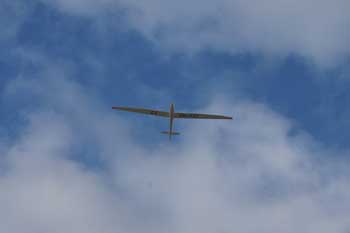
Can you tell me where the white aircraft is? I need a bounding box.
[112,103,232,140]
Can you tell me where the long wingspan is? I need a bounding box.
[174,112,232,120]
[112,106,169,117]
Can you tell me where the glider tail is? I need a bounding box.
[161,131,180,140]
[161,131,180,135]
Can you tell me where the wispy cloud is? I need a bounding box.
[41,0,350,67]
[0,0,35,43]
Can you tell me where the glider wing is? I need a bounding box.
[174,112,232,120]
[112,106,169,117]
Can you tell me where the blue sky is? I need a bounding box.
[1,0,350,232]
[2,0,350,146]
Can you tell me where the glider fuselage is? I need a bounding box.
[169,103,174,140]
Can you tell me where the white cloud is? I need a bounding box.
[1,67,350,232]
[0,112,130,233]
[41,0,350,66]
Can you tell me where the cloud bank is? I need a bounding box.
[1,68,350,232]
[42,0,350,66]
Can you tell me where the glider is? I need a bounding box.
[112,103,232,140]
